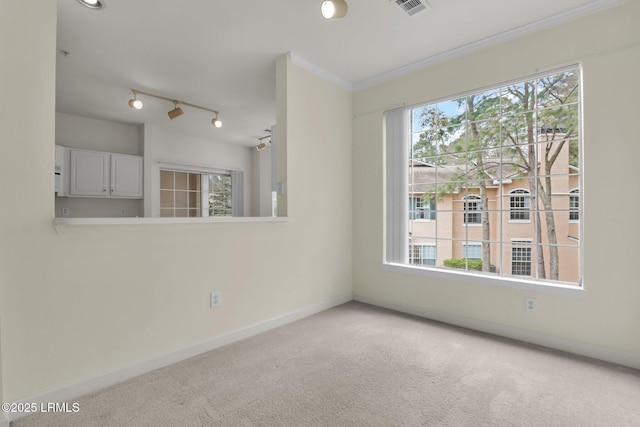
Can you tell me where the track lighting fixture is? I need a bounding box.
[256,135,271,151]
[321,0,348,19]
[128,90,143,110]
[127,89,222,128]
[77,0,104,10]
[167,101,184,120]
[211,112,222,128]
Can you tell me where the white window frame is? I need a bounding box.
[410,196,427,221]
[511,238,533,277]
[569,188,579,223]
[384,65,584,293]
[509,189,531,223]
[158,163,243,218]
[463,195,482,226]
[462,242,482,260]
[410,196,435,222]
[409,243,437,266]
[202,173,233,217]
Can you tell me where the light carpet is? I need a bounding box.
[13,302,640,426]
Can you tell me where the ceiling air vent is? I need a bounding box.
[391,0,430,17]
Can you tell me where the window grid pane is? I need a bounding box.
[161,169,232,218]
[410,244,436,266]
[510,190,530,221]
[464,196,482,224]
[208,174,232,217]
[569,190,579,221]
[511,242,532,276]
[463,244,482,260]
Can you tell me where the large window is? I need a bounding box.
[387,66,582,286]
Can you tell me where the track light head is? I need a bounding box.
[128,91,143,110]
[321,0,348,19]
[168,102,184,120]
[128,99,143,109]
[211,113,222,128]
[77,0,104,10]
[256,136,271,151]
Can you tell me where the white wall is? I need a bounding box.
[250,124,277,218]
[0,0,57,406]
[55,113,143,218]
[353,1,640,367]
[142,124,253,217]
[257,148,274,217]
[0,2,352,405]
[56,112,142,155]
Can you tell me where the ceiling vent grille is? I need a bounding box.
[391,0,430,16]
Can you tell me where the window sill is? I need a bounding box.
[382,262,585,297]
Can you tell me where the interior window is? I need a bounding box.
[160,169,232,218]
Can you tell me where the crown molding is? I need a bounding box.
[287,52,353,91]
[353,0,629,91]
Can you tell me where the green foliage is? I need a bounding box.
[412,107,450,161]
[208,174,232,216]
[569,140,579,168]
[443,258,483,271]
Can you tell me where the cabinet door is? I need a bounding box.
[111,154,143,198]
[70,149,109,196]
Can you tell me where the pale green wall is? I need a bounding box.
[353,1,640,364]
[0,4,352,401]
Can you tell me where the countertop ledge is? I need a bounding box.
[54,216,288,226]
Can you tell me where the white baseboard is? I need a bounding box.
[5,293,353,422]
[354,293,640,370]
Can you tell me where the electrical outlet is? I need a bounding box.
[210,292,221,308]
[62,207,69,216]
[121,209,126,216]
[525,297,537,312]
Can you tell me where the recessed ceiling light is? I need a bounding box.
[77,0,104,10]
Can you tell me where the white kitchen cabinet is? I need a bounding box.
[111,154,143,198]
[69,148,143,199]
[70,149,109,196]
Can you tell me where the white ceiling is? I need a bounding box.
[56,0,622,147]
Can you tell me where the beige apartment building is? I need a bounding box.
[409,133,580,284]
